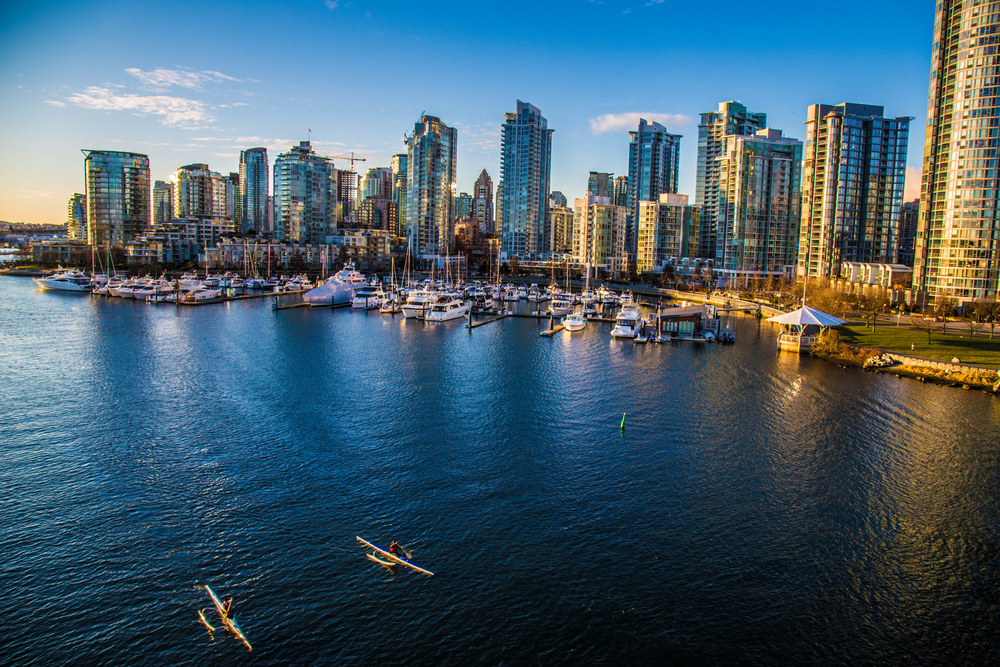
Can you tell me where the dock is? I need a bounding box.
[540,325,564,337]
[466,313,509,329]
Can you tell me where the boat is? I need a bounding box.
[303,264,366,306]
[611,303,644,339]
[200,584,252,651]
[424,295,470,322]
[351,283,386,310]
[32,269,93,292]
[562,312,587,332]
[366,553,397,568]
[548,296,573,317]
[356,536,434,576]
[401,289,438,318]
[184,287,222,302]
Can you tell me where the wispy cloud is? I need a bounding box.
[66,87,213,128]
[588,112,691,135]
[453,121,501,152]
[13,190,59,199]
[326,0,339,8]
[125,67,241,91]
[44,100,66,107]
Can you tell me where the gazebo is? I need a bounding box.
[767,305,845,353]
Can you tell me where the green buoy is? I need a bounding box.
[620,412,626,430]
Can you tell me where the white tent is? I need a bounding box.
[767,305,845,327]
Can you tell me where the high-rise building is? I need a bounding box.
[494,180,504,237]
[336,169,359,226]
[239,147,268,234]
[627,119,681,257]
[473,169,494,233]
[172,164,228,220]
[899,199,919,268]
[226,173,239,223]
[613,176,629,208]
[916,1,1000,304]
[717,128,803,279]
[587,172,614,199]
[82,150,150,246]
[406,115,457,259]
[455,193,473,220]
[799,103,910,279]
[549,203,574,253]
[358,167,396,234]
[391,154,408,239]
[500,100,553,256]
[549,190,567,209]
[153,181,173,226]
[360,167,393,201]
[67,193,86,240]
[636,194,700,273]
[273,141,338,244]
[696,101,768,260]
[572,196,627,277]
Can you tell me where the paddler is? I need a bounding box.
[223,598,233,616]
[389,541,402,556]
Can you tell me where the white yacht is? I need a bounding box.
[32,269,93,292]
[502,286,519,302]
[548,296,574,317]
[351,283,386,310]
[424,295,470,322]
[610,303,644,339]
[562,312,587,332]
[402,289,438,318]
[183,287,222,302]
[304,262,366,306]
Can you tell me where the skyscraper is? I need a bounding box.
[473,169,494,233]
[696,102,768,260]
[572,196,627,276]
[798,103,910,279]
[587,172,614,199]
[273,141,338,244]
[82,149,150,246]
[899,199,919,269]
[636,194,700,273]
[391,154,408,239]
[239,147,268,234]
[500,100,553,256]
[172,164,228,220]
[627,119,681,257]
[360,167,393,200]
[916,1,1000,304]
[153,181,173,226]
[717,128,803,279]
[67,193,86,240]
[549,191,567,209]
[406,115,457,259]
[455,193,473,220]
[613,176,629,208]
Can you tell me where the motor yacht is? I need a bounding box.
[401,289,437,318]
[32,269,92,292]
[184,287,222,302]
[351,283,386,310]
[611,303,644,339]
[548,296,574,317]
[424,295,470,322]
[562,312,587,332]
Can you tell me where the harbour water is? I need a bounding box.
[1,276,999,665]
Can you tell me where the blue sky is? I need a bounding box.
[1,0,934,224]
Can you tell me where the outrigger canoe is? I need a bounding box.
[201,584,252,651]
[356,536,434,576]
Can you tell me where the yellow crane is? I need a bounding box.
[331,152,367,172]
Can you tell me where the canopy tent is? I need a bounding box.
[766,305,845,327]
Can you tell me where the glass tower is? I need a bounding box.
[391,154,408,240]
[172,164,229,220]
[628,119,681,258]
[67,193,86,240]
[82,149,150,247]
[695,101,767,261]
[273,141,337,244]
[500,100,553,256]
[473,169,494,234]
[406,115,457,259]
[239,147,268,235]
[916,0,1000,304]
[799,103,911,279]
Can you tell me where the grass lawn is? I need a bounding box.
[838,324,1000,367]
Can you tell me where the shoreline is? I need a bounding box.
[812,346,1000,394]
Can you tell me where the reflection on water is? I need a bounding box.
[1,276,998,665]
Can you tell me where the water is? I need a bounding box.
[1,277,999,665]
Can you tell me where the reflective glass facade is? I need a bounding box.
[83,149,150,247]
[695,101,767,261]
[391,154,408,239]
[916,0,1000,303]
[717,129,803,274]
[636,194,700,273]
[273,141,337,244]
[473,169,494,233]
[153,181,173,226]
[799,103,910,279]
[67,193,86,240]
[500,100,553,256]
[172,164,228,220]
[406,116,457,258]
[628,119,681,259]
[239,147,268,234]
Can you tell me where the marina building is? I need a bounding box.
[915,0,1000,304]
[406,115,457,259]
[273,141,338,245]
[500,100,553,257]
[239,147,269,235]
[635,194,700,274]
[67,193,86,240]
[716,128,803,282]
[628,118,681,257]
[82,149,151,247]
[696,101,768,261]
[798,103,911,280]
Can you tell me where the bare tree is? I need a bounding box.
[935,297,956,334]
[973,300,1000,339]
[857,291,891,330]
[910,315,937,344]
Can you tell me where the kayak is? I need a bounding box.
[366,552,397,568]
[202,584,252,651]
[356,536,434,576]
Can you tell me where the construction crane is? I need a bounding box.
[331,152,367,172]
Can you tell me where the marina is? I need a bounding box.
[1,275,999,665]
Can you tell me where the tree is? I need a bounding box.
[910,314,937,344]
[856,291,891,330]
[934,297,956,334]
[973,300,1000,339]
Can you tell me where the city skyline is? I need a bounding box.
[1,0,933,224]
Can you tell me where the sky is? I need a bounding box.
[1,0,935,224]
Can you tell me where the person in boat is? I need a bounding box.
[389,541,403,556]
[223,598,233,616]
